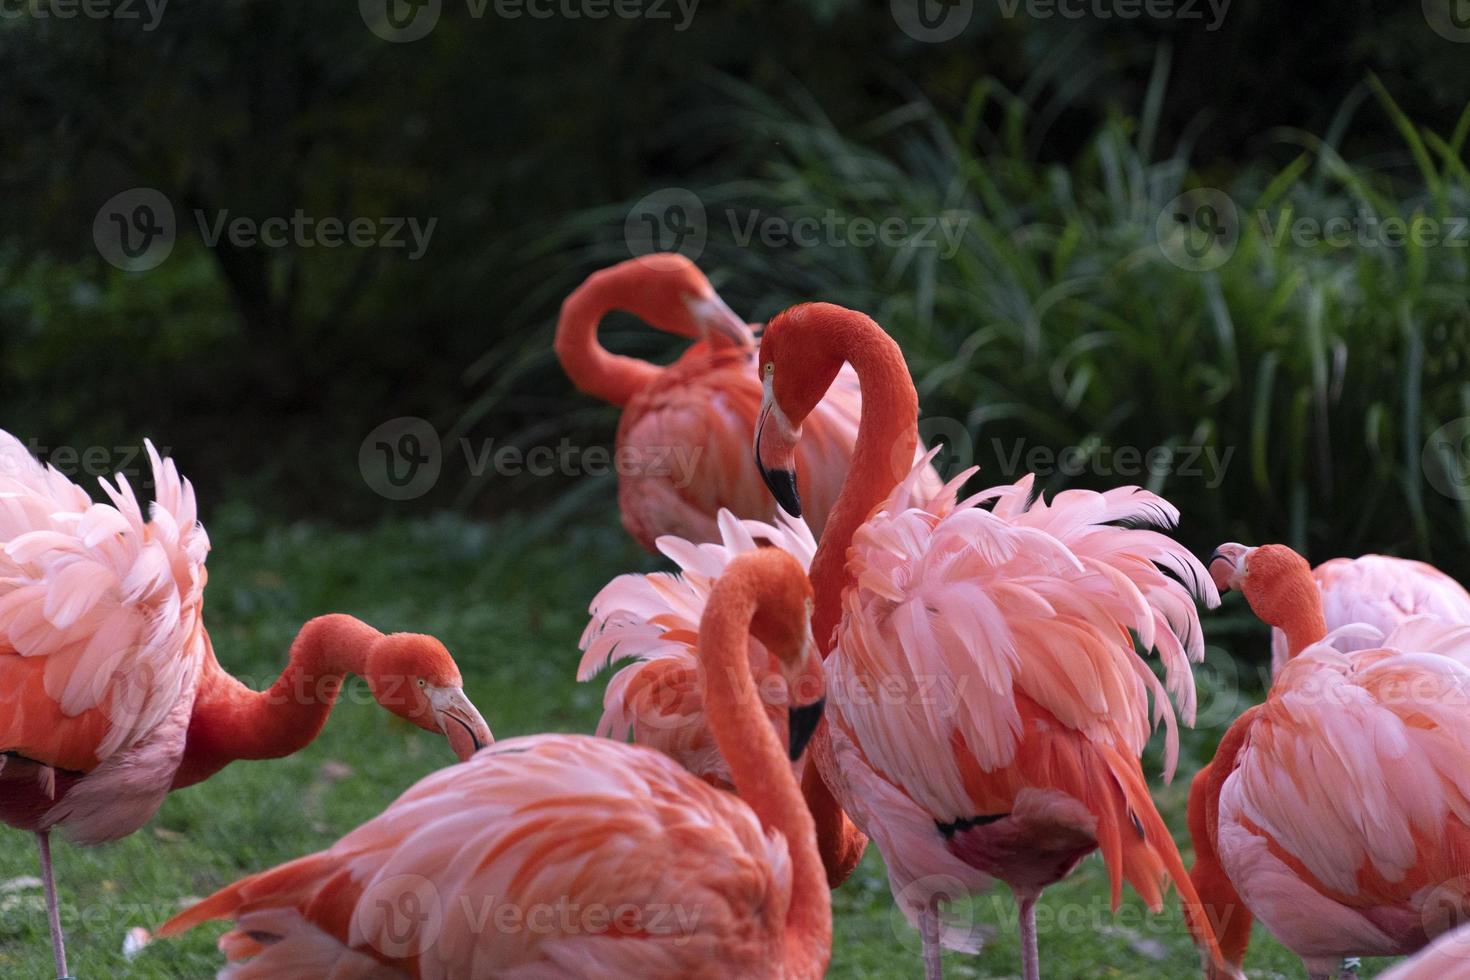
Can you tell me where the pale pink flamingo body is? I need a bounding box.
[0,432,490,978]
[1193,544,1470,980]
[1268,554,1470,675]
[555,253,938,552]
[1381,921,1470,979]
[162,548,832,979]
[750,302,1225,978]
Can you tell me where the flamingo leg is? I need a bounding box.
[919,896,942,980]
[36,831,72,980]
[1338,957,1362,980]
[1016,890,1040,980]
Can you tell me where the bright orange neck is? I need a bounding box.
[554,267,664,408]
[806,313,919,654]
[1250,568,1328,660]
[171,615,382,789]
[700,552,830,977]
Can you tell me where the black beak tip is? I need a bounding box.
[759,466,802,519]
[787,696,825,761]
[1206,548,1224,566]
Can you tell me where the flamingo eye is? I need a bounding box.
[763,362,774,378]
[417,678,427,688]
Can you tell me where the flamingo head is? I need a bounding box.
[1208,542,1314,627]
[608,253,753,348]
[747,566,824,760]
[364,634,493,761]
[753,303,853,518]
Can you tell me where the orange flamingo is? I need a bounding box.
[752,302,1225,979]
[1267,553,1470,675]
[1193,543,1470,980]
[555,253,938,552]
[0,433,491,979]
[160,547,831,979]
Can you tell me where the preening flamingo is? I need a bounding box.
[555,253,938,552]
[161,548,832,979]
[1267,553,1470,675]
[752,302,1225,980]
[0,432,491,979]
[1192,543,1470,980]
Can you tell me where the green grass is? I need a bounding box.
[0,506,1396,978]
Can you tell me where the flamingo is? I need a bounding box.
[160,547,832,979]
[1267,554,1470,675]
[555,253,938,552]
[0,432,492,980]
[751,302,1226,979]
[1192,543,1470,980]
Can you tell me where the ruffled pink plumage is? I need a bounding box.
[162,734,801,979]
[0,432,209,843]
[1269,555,1470,675]
[1213,620,1470,966]
[578,509,816,787]
[819,458,1220,951]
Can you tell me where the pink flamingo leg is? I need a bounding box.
[36,831,72,980]
[919,896,942,980]
[1016,890,1040,980]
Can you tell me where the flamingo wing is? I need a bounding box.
[162,734,793,980]
[0,434,209,773]
[578,510,815,786]
[1271,555,1470,674]
[823,463,1218,945]
[1218,622,1470,960]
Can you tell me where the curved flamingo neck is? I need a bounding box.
[700,555,830,977]
[171,614,382,789]
[808,318,919,654]
[554,268,664,408]
[1251,570,1327,661]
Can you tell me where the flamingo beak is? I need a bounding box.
[687,293,755,349]
[428,687,494,761]
[1207,543,1251,594]
[755,379,802,518]
[788,697,825,761]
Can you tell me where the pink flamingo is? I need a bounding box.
[1267,553,1470,675]
[579,508,817,790]
[751,302,1226,979]
[555,253,938,552]
[160,548,831,979]
[1192,543,1470,980]
[0,433,491,979]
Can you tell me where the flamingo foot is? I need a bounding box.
[36,831,74,980]
[1016,890,1040,980]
